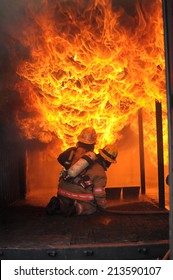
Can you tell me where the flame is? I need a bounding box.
[12,0,166,162]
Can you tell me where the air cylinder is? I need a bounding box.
[67,151,96,177]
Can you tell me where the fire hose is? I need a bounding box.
[98,207,169,215]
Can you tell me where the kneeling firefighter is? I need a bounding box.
[46,126,97,215]
[46,129,118,216]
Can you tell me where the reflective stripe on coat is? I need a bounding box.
[58,188,94,201]
[58,161,107,207]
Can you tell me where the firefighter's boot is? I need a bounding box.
[64,204,77,217]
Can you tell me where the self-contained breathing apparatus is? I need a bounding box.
[60,151,96,189]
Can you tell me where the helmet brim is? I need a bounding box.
[98,149,117,163]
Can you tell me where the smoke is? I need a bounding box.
[0,0,135,81]
[0,1,25,126]
[0,0,31,78]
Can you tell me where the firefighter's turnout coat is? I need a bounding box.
[57,147,107,215]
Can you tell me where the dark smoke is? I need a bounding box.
[0,0,30,133]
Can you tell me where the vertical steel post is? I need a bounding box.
[138,108,146,194]
[162,0,173,260]
[155,101,165,209]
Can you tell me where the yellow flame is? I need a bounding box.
[14,0,167,163]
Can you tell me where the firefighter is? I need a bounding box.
[46,126,97,215]
[46,140,118,216]
[57,126,97,170]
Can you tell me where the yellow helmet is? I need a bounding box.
[77,127,97,144]
[99,142,118,163]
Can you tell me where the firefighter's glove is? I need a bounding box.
[61,169,72,182]
[45,196,61,216]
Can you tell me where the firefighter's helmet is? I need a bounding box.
[78,127,97,144]
[99,142,118,163]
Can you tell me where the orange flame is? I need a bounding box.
[14,0,167,163]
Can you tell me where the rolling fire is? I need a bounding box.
[12,0,166,162]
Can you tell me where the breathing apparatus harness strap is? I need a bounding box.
[82,154,95,166]
[59,148,77,181]
[63,149,76,169]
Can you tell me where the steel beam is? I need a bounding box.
[162,0,173,260]
[155,101,165,209]
[138,108,146,194]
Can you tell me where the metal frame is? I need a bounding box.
[138,108,146,194]
[155,101,165,209]
[0,241,169,260]
[138,104,165,208]
[162,0,173,260]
